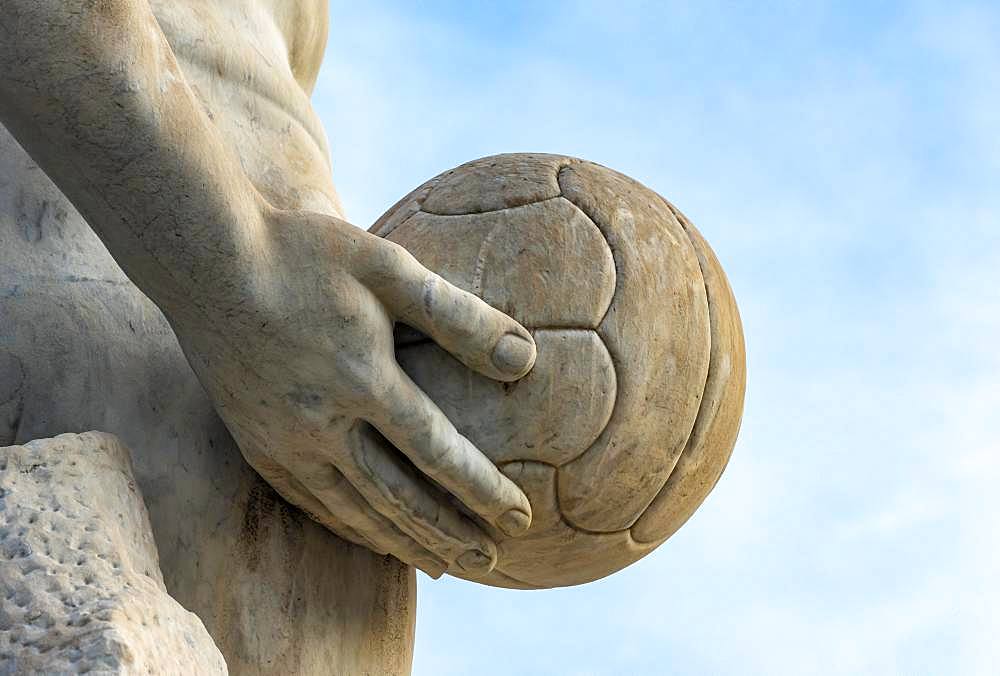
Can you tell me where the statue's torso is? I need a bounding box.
[151,0,343,214]
[0,2,414,673]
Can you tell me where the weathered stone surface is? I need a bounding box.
[0,432,227,674]
[378,153,746,588]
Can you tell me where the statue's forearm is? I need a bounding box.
[0,0,270,320]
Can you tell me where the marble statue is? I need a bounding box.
[0,1,745,673]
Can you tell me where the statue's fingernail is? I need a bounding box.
[496,509,531,537]
[455,549,495,575]
[492,333,535,376]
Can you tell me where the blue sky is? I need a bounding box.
[315,2,999,674]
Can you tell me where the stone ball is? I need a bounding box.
[371,153,746,588]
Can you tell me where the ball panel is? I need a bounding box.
[499,460,564,531]
[369,182,433,238]
[385,210,494,293]
[477,197,615,328]
[464,569,544,590]
[451,460,560,589]
[420,154,563,215]
[395,329,616,466]
[487,516,654,589]
[631,206,747,544]
[387,199,615,328]
[556,161,712,532]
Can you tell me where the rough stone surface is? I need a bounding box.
[0,432,227,674]
[376,153,747,589]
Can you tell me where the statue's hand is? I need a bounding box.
[179,207,535,578]
[2,0,531,577]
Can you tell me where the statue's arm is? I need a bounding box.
[0,0,536,578]
[0,0,267,317]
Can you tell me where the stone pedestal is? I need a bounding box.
[0,432,227,674]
